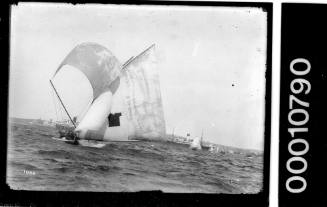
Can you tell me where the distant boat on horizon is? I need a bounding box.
[189,130,210,151]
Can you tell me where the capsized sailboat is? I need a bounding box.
[50,42,166,147]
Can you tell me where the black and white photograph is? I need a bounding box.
[7,2,270,194]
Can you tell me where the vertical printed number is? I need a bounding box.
[286,58,310,193]
[290,79,311,94]
[288,139,309,156]
[286,176,307,193]
[288,109,309,126]
[289,95,309,109]
[290,58,311,76]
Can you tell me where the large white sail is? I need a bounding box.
[52,43,166,142]
[122,44,166,140]
[53,42,122,100]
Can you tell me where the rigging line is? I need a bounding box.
[49,79,76,128]
[50,86,59,121]
[54,87,61,121]
[122,56,134,68]
[122,44,155,69]
[52,82,61,121]
[57,95,64,121]
[57,97,63,121]
[59,96,65,121]
[52,84,64,121]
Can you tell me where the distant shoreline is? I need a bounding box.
[8,117,264,155]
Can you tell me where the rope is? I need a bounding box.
[51,86,59,121]
[50,83,64,122]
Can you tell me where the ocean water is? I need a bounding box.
[6,120,263,193]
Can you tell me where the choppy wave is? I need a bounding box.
[6,122,263,193]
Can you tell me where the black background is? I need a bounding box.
[279,3,327,207]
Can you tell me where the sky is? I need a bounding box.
[9,3,268,150]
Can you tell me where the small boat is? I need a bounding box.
[189,130,210,151]
[190,135,202,150]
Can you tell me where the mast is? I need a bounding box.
[200,129,204,144]
[122,56,134,68]
[122,44,155,69]
[49,79,76,128]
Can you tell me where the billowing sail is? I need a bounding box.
[88,44,166,141]
[53,43,166,142]
[122,44,166,140]
[53,42,122,100]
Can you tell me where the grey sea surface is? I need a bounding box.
[7,119,263,193]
